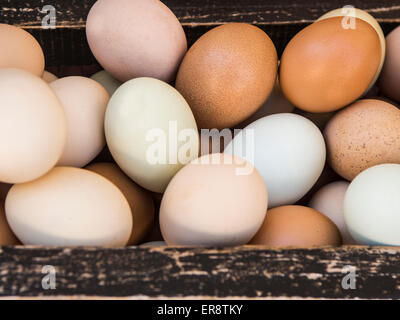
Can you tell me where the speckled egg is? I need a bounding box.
[324,99,400,180]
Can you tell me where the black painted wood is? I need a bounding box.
[1,245,399,299]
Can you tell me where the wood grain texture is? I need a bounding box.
[1,245,400,299]
[0,0,400,28]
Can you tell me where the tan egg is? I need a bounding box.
[379,26,400,102]
[0,69,67,184]
[176,23,278,129]
[309,181,356,244]
[42,71,58,83]
[324,99,400,181]
[280,17,381,113]
[0,24,44,76]
[5,167,132,246]
[0,202,19,245]
[86,162,155,245]
[318,8,386,91]
[86,0,187,82]
[250,205,342,247]
[50,76,110,168]
[160,154,268,246]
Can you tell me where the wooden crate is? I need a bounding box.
[1,0,400,300]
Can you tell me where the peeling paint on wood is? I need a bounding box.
[1,246,400,299]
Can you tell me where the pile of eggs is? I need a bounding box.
[1,0,400,248]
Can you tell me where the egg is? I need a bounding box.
[176,23,278,129]
[91,70,122,96]
[324,99,400,181]
[160,153,268,246]
[50,76,110,168]
[42,71,58,83]
[86,0,187,82]
[0,69,66,184]
[250,205,342,247]
[105,77,199,193]
[318,8,386,91]
[86,162,155,245]
[0,202,19,245]
[0,24,44,76]
[344,164,400,245]
[236,79,295,129]
[141,241,167,247]
[309,181,355,244]
[379,26,400,102]
[280,17,381,113]
[5,167,132,246]
[225,113,326,207]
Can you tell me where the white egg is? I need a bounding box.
[91,70,122,96]
[5,167,132,246]
[225,113,326,207]
[105,77,199,193]
[50,76,110,168]
[344,164,400,245]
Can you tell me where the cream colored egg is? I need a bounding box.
[50,76,110,168]
[42,71,58,83]
[318,7,385,91]
[0,69,66,184]
[5,167,132,246]
[91,70,122,96]
[160,153,268,246]
[309,181,355,244]
[105,77,199,193]
[0,24,44,76]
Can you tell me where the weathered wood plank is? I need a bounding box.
[0,246,399,299]
[1,0,400,28]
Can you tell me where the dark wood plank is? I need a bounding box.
[0,0,400,28]
[1,245,399,299]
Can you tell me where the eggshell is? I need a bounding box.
[86,0,187,82]
[5,167,132,246]
[141,241,167,247]
[236,79,295,129]
[176,23,278,129]
[324,99,400,181]
[0,24,44,76]
[250,205,342,247]
[379,26,400,102]
[50,76,110,168]
[86,162,155,245]
[105,77,199,193]
[0,69,66,184]
[0,202,19,245]
[225,113,326,207]
[91,70,122,96]
[309,181,356,244]
[42,71,58,83]
[344,164,400,245]
[318,8,386,91]
[280,17,381,113]
[160,153,268,246]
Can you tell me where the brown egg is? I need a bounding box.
[86,163,155,245]
[0,202,19,245]
[250,205,342,247]
[280,17,381,113]
[379,26,400,102]
[0,24,45,76]
[325,99,400,180]
[176,23,278,129]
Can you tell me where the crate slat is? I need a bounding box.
[1,246,400,299]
